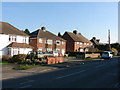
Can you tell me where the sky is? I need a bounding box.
[2,2,118,43]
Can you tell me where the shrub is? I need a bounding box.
[11,54,27,64]
[111,48,118,56]
[2,55,12,61]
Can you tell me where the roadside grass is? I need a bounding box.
[0,61,13,65]
[84,57,99,60]
[65,57,76,59]
[13,64,47,70]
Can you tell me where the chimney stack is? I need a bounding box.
[73,30,77,35]
[93,37,96,40]
[41,27,46,31]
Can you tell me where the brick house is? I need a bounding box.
[62,30,93,52]
[0,21,33,56]
[29,27,66,55]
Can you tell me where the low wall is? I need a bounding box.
[75,52,101,59]
[47,57,64,64]
[85,53,100,58]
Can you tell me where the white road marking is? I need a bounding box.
[56,70,86,79]
[19,80,34,85]
[19,85,32,88]
[95,64,105,68]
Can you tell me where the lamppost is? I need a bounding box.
[108,29,111,51]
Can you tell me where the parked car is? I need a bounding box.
[53,51,59,56]
[27,51,44,60]
[43,52,54,57]
[101,51,113,59]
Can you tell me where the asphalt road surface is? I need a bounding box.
[2,57,120,89]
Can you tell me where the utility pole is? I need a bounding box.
[108,29,111,51]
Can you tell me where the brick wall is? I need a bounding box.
[29,38,37,51]
[62,33,74,52]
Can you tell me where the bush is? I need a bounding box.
[111,48,118,55]
[2,55,12,61]
[11,54,27,64]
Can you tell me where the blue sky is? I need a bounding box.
[2,2,118,43]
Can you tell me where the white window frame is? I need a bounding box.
[62,41,64,45]
[77,42,79,45]
[46,39,52,45]
[38,47,42,51]
[46,48,52,52]
[56,40,60,45]
[39,38,43,43]
[9,35,17,42]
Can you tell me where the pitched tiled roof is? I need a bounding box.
[30,29,66,41]
[7,42,33,48]
[66,32,92,43]
[0,21,29,36]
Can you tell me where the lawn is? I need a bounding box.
[0,61,12,65]
[65,56,76,59]
[13,64,47,70]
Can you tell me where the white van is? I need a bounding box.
[101,51,113,59]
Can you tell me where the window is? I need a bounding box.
[46,39,52,44]
[23,37,27,43]
[80,42,82,47]
[62,41,64,45]
[39,38,43,43]
[9,35,16,42]
[56,48,60,52]
[87,43,89,45]
[80,49,83,52]
[46,48,52,52]
[38,48,42,51]
[77,42,79,45]
[56,40,60,45]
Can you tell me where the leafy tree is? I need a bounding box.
[58,32,62,37]
[111,43,120,52]
[24,29,30,35]
[111,48,118,55]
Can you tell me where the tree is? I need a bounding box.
[111,48,118,55]
[58,32,62,37]
[24,29,30,35]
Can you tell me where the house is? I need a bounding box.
[62,30,93,52]
[29,27,66,55]
[0,21,33,56]
[90,37,105,50]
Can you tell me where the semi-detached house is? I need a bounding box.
[62,30,93,52]
[0,21,33,56]
[29,27,66,55]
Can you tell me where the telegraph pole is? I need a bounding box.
[108,29,111,51]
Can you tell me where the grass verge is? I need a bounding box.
[84,57,99,60]
[13,64,47,70]
[0,61,12,65]
[65,57,76,59]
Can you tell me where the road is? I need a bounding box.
[2,57,120,89]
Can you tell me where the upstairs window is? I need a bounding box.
[77,42,79,45]
[80,42,82,47]
[56,40,60,45]
[62,41,64,45]
[23,37,26,43]
[46,39,52,44]
[9,35,17,42]
[39,38,43,43]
